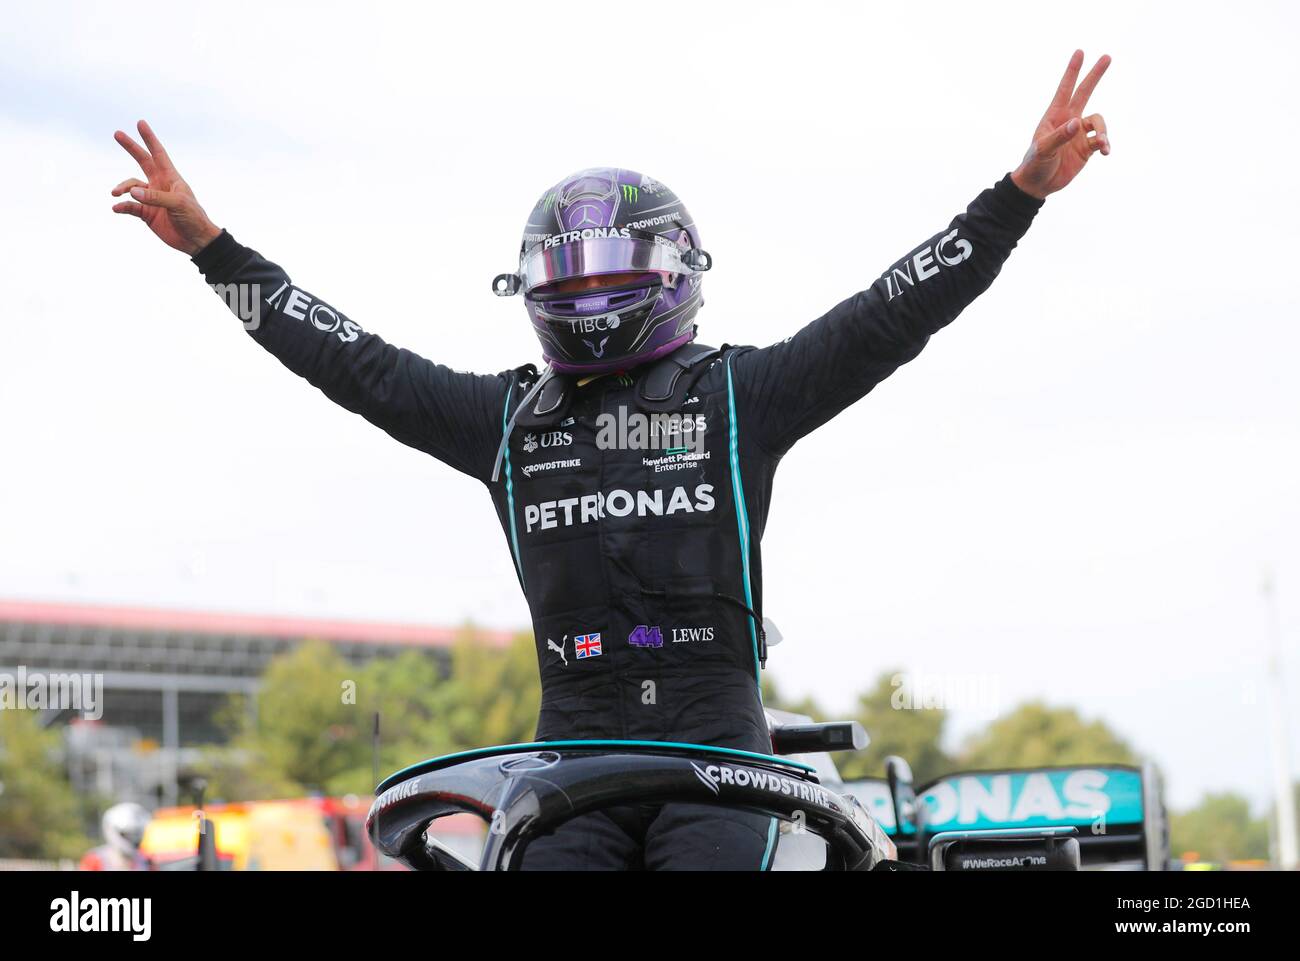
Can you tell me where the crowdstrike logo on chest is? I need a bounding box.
[882,228,974,301]
[523,483,715,533]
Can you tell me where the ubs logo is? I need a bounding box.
[523,431,573,454]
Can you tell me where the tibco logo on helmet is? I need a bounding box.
[492,167,713,376]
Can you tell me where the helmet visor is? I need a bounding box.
[519,234,700,295]
[120,823,146,847]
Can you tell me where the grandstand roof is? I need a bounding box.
[0,598,516,649]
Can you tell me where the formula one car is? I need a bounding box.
[365,710,1169,871]
[842,757,1169,871]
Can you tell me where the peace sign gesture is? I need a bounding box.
[111,120,221,255]
[1011,51,1112,200]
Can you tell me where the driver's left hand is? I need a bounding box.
[1011,50,1112,200]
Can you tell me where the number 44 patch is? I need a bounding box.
[628,625,664,649]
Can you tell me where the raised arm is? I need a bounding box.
[111,121,509,481]
[731,50,1111,456]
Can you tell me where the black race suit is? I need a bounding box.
[192,174,1043,869]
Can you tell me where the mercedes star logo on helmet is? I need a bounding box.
[567,204,604,229]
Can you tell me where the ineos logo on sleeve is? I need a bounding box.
[935,228,973,266]
[265,281,363,343]
[881,228,975,301]
[310,303,339,332]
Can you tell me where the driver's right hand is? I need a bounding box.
[111,119,221,256]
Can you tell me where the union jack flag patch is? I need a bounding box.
[574,633,603,659]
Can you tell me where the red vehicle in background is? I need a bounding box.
[140,795,483,871]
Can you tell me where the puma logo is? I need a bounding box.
[547,634,568,666]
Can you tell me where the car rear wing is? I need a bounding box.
[843,761,1169,870]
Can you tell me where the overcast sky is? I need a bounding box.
[2,0,1298,810]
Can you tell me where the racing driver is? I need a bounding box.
[111,51,1111,870]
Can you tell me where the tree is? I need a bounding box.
[760,675,828,721]
[202,640,373,799]
[190,744,299,804]
[199,629,542,800]
[353,648,448,777]
[435,632,540,752]
[321,633,540,795]
[1170,792,1269,864]
[957,701,1137,770]
[835,670,952,783]
[0,709,89,859]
